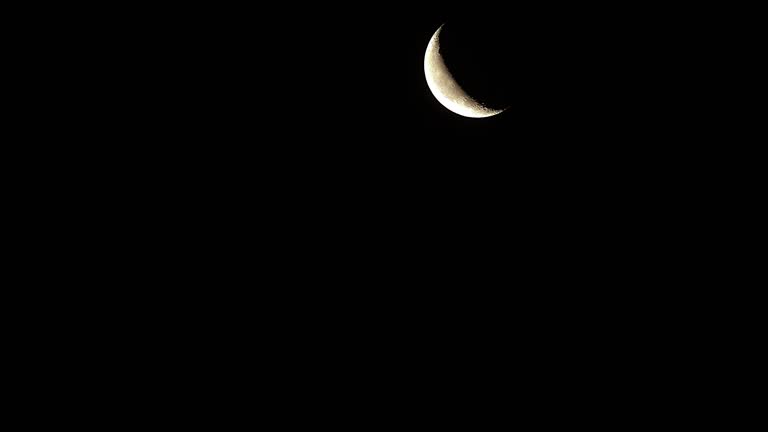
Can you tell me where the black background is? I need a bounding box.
[162,2,729,172]
[93,2,750,278]
[26,3,760,411]
[162,4,719,229]
[10,5,759,419]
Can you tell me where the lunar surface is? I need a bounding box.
[424,24,507,118]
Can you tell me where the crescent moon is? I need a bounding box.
[424,24,507,118]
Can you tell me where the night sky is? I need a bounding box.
[186,3,708,169]
[43,4,757,413]
[85,4,755,397]
[209,4,684,200]
[179,6,522,222]
[141,3,737,274]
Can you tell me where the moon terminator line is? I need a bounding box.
[424,24,507,118]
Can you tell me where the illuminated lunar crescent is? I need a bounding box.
[424,24,507,118]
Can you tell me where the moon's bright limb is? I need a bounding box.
[424,24,506,118]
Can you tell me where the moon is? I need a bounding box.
[424,24,507,118]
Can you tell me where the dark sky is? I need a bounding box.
[60,4,755,397]
[301,5,513,141]
[172,5,520,205]
[192,5,510,154]
[141,2,738,262]
[182,3,712,161]
[202,4,678,184]
[84,4,756,364]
